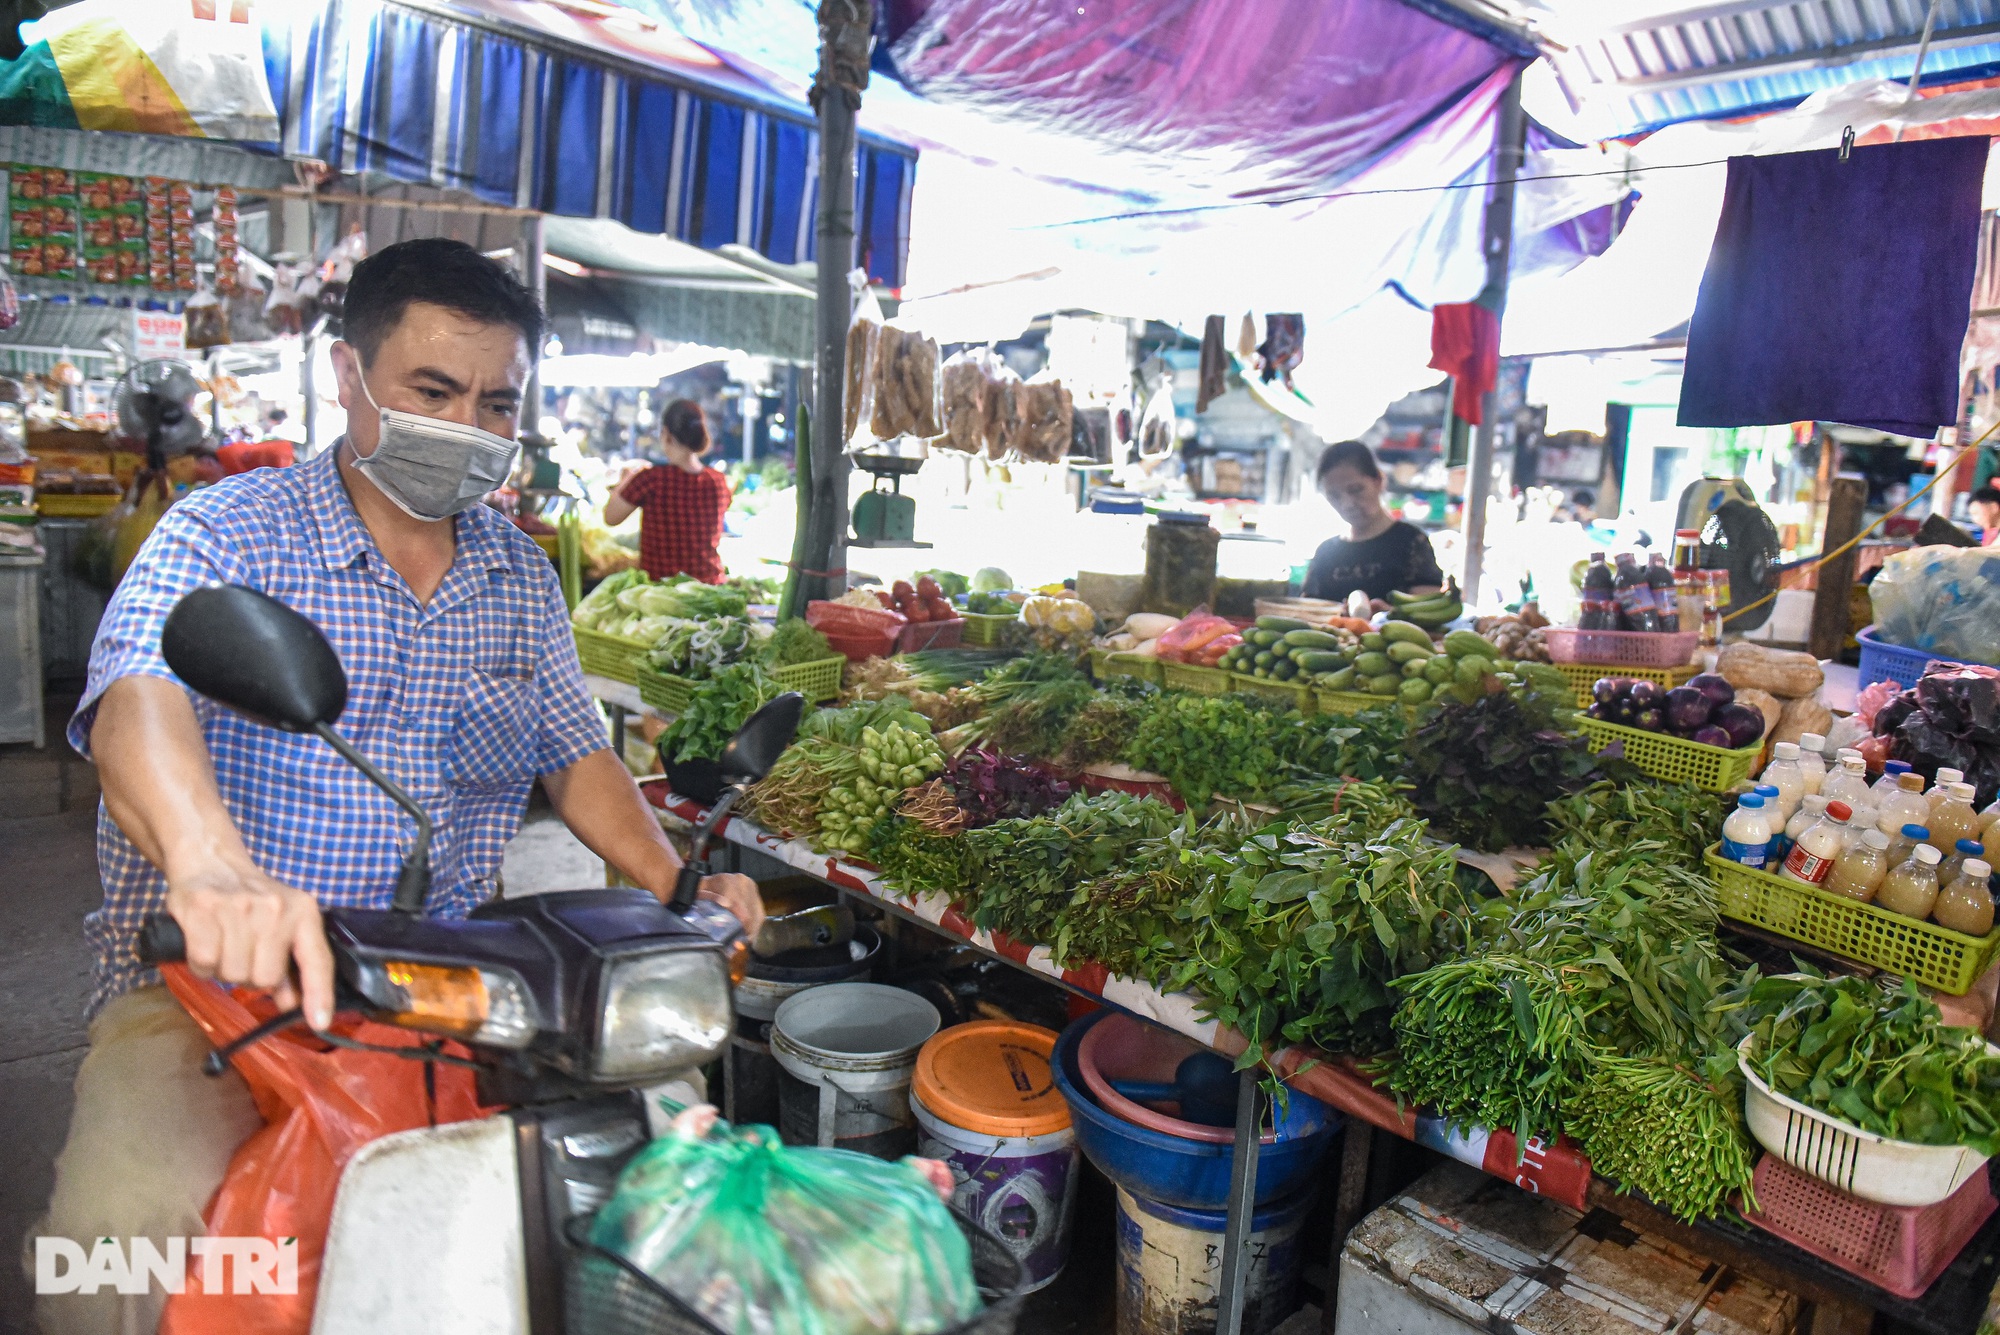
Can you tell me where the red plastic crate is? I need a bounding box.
[1741,1154,1997,1298]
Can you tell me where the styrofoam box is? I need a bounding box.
[1334,1162,1798,1335]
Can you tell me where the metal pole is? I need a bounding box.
[523,212,547,434]
[1460,71,1527,611]
[1214,1069,1263,1335]
[807,0,870,604]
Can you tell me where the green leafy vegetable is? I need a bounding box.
[1402,692,1601,851]
[657,662,781,764]
[762,618,835,668]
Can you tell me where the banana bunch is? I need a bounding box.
[1386,578,1464,629]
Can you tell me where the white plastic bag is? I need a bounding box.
[1869,545,2000,666]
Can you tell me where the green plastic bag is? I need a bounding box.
[591,1112,982,1335]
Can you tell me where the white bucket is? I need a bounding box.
[771,983,939,1158]
[912,1093,1078,1294]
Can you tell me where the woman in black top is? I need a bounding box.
[1302,440,1444,606]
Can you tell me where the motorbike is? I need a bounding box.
[137,584,805,1334]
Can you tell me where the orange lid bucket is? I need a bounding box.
[912,1021,1070,1138]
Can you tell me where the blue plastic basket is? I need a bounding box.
[1856,625,1979,692]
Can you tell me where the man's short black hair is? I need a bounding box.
[341,238,544,365]
[1973,486,2000,507]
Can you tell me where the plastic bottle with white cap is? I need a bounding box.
[1877,843,1944,921]
[1929,768,1967,819]
[1759,744,1805,826]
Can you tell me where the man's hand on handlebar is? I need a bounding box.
[165,861,337,1031]
[696,872,764,939]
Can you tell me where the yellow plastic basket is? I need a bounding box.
[573,625,652,684]
[36,492,119,517]
[1089,648,1164,686]
[1579,716,1760,791]
[774,655,845,703]
[635,665,695,714]
[1553,661,1698,709]
[961,610,1020,647]
[1704,845,2000,995]
[1229,673,1314,711]
[1160,662,1233,695]
[1314,687,1409,717]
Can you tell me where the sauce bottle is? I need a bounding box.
[1929,768,1967,819]
[1796,733,1828,797]
[1935,859,1995,937]
[1613,553,1661,632]
[1826,829,1892,903]
[1941,838,1988,886]
[1647,553,1679,632]
[1874,773,1930,841]
[1928,783,1983,856]
[1780,795,1829,865]
[1877,843,1943,921]
[1781,799,1851,886]
[1888,821,1931,867]
[1672,530,1704,633]
[1580,553,1617,631]
[1760,743,1806,826]
[1699,571,1724,647]
[1720,794,1774,869]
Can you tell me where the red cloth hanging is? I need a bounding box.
[1428,302,1499,425]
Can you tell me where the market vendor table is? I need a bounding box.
[584,673,665,760]
[642,787,2000,1335]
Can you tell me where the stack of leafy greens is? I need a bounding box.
[961,791,1180,951]
[1402,689,1603,851]
[1120,692,1294,803]
[657,662,781,764]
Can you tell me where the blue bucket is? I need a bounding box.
[1051,1011,1336,1211]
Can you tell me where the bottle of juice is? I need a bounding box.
[1826,829,1892,904]
[1928,782,1983,856]
[1647,553,1679,632]
[1796,733,1828,797]
[1980,799,2000,844]
[1699,571,1724,647]
[1874,773,1930,841]
[1613,553,1661,632]
[1720,794,1774,869]
[1888,822,1931,867]
[1929,768,1967,819]
[1779,795,1829,865]
[1580,553,1616,631]
[1871,760,1912,803]
[1760,743,1806,826]
[1781,799,1851,886]
[1935,859,1995,936]
[1877,843,1943,921]
[1821,755,1875,829]
[1941,838,1988,886]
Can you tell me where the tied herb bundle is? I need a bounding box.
[944,750,1073,827]
[1737,972,2000,1154]
[748,700,930,837]
[1384,846,1754,1220]
[658,662,781,764]
[1544,780,1724,870]
[1402,690,1601,851]
[1260,776,1417,832]
[1121,692,1293,803]
[1280,708,1410,785]
[962,791,1179,953]
[1159,811,1467,1062]
[868,817,971,899]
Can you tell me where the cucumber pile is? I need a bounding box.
[1215,617,1362,684]
[1246,616,1575,709]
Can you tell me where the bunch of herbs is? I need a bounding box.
[1402,692,1601,851]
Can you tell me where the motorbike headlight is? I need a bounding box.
[595,949,732,1081]
[378,960,538,1049]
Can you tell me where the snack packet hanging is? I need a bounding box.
[844,271,884,448]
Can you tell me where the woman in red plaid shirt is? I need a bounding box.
[604,398,732,583]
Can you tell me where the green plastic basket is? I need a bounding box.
[1160,662,1233,695]
[1579,716,1760,791]
[573,625,652,684]
[774,655,845,703]
[1230,673,1314,711]
[1704,845,2000,995]
[1314,687,1408,717]
[634,665,694,714]
[1553,661,1698,709]
[961,610,1020,648]
[1089,648,1164,686]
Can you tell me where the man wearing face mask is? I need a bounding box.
[32,238,764,1335]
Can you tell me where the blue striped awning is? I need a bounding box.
[263,0,916,285]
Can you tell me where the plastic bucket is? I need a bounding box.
[1114,1187,1311,1335]
[911,1022,1078,1294]
[726,927,881,1127]
[772,982,939,1158]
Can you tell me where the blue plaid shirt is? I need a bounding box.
[70,445,607,1016]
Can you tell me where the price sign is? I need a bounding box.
[132,309,185,360]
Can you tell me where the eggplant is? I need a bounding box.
[1663,686,1712,732]
[1688,672,1735,708]
[1584,703,1607,720]
[1606,696,1637,725]
[1692,724,1733,749]
[1633,706,1664,732]
[1713,702,1766,749]
[1593,677,1622,706]
[1629,679,1664,709]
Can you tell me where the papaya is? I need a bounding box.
[1402,658,1430,679]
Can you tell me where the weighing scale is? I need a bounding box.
[850,452,931,549]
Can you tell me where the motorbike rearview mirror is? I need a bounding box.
[162,586,433,915]
[717,692,805,786]
[162,585,347,732]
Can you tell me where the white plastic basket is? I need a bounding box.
[1738,1035,1995,1207]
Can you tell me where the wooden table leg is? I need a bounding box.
[1322,1122,1375,1333]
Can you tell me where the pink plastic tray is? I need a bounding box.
[1542,626,1700,668]
[1741,1153,1996,1298]
[1076,1012,1281,1145]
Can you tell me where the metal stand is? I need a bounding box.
[1215,1069,1264,1335]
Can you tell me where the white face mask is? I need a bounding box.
[350,372,520,523]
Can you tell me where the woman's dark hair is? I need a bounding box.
[342,238,544,364]
[1316,439,1381,484]
[1972,486,2000,506]
[662,399,711,454]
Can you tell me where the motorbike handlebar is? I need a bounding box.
[138,913,187,965]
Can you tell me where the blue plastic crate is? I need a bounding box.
[1856,625,1978,692]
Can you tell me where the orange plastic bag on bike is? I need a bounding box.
[157,964,489,1335]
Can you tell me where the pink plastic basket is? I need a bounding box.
[1741,1154,1997,1299]
[1542,627,1701,668]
